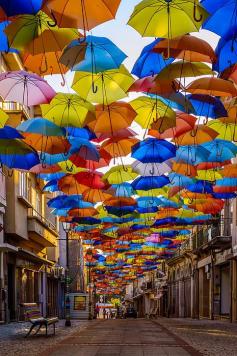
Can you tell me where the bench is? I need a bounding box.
[20,303,59,338]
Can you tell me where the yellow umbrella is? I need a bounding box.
[196,169,223,181]
[156,61,213,80]
[128,0,208,38]
[103,165,138,184]
[0,108,9,128]
[130,96,175,130]
[72,65,134,104]
[41,93,95,127]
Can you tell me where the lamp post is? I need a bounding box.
[62,222,71,327]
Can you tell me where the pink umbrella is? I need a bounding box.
[146,234,161,243]
[0,71,56,106]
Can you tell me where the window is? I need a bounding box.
[35,190,42,216]
[18,172,31,201]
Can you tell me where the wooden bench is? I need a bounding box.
[20,303,59,337]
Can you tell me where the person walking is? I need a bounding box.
[103,308,106,319]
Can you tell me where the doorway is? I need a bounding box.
[220,264,230,316]
[7,264,15,320]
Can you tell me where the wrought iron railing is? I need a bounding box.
[28,207,57,232]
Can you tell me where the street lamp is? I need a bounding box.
[62,222,71,327]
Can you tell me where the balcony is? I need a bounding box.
[27,208,58,248]
[0,101,31,122]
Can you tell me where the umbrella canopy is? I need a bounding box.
[60,35,127,72]
[41,93,95,128]
[153,34,216,63]
[175,125,218,145]
[72,65,134,105]
[0,0,43,16]
[186,77,237,97]
[128,0,208,38]
[103,166,138,185]
[132,176,170,191]
[17,117,65,136]
[88,102,136,136]
[101,137,139,158]
[0,126,23,139]
[132,160,172,177]
[130,96,176,130]
[44,0,121,30]
[0,71,56,106]
[132,138,176,163]
[156,61,213,81]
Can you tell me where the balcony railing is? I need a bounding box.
[28,207,57,233]
[0,101,31,118]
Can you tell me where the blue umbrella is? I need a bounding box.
[0,152,39,169]
[69,137,99,162]
[202,0,237,37]
[40,152,71,165]
[137,206,158,213]
[175,145,210,165]
[132,38,173,78]
[187,94,227,119]
[132,138,176,163]
[0,126,23,139]
[17,117,65,136]
[38,172,66,181]
[187,180,213,194]
[214,30,237,73]
[43,179,59,192]
[112,183,135,197]
[48,195,84,209]
[0,21,18,53]
[105,206,137,217]
[0,0,43,16]
[158,196,180,208]
[72,217,101,225]
[213,192,237,199]
[149,92,194,112]
[169,173,195,188]
[60,35,127,72]
[137,197,161,208]
[202,139,237,162]
[132,176,170,191]
[67,126,96,140]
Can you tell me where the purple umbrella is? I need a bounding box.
[0,71,56,106]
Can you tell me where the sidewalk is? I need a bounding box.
[0,319,90,356]
[156,318,237,356]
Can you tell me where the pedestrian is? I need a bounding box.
[103,308,106,319]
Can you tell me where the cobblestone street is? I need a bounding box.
[1,318,237,356]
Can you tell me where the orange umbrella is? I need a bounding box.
[101,137,139,157]
[88,102,136,135]
[129,77,181,95]
[149,112,197,139]
[153,35,216,63]
[186,77,237,97]
[70,149,112,170]
[104,197,137,207]
[23,51,68,76]
[172,162,197,177]
[30,163,61,174]
[44,0,121,30]
[58,175,87,195]
[68,208,98,217]
[82,188,113,203]
[175,125,218,145]
[197,161,230,170]
[223,164,237,177]
[189,199,224,214]
[23,133,70,154]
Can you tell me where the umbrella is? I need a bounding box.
[72,65,134,105]
[202,0,237,37]
[186,77,237,97]
[23,133,70,155]
[132,138,176,163]
[41,93,95,128]
[69,138,99,162]
[88,102,136,136]
[0,0,43,16]
[103,166,138,185]
[130,96,176,131]
[44,0,121,30]
[202,139,237,162]
[153,34,216,63]
[132,176,170,191]
[0,71,55,106]
[156,61,213,81]
[23,51,69,76]
[132,38,174,78]
[17,117,65,136]
[128,0,208,38]
[70,148,111,170]
[60,35,127,72]
[0,126,23,139]
[214,30,237,73]
[82,188,113,203]
[129,76,180,96]
[101,137,139,158]
[132,160,172,177]
[149,112,197,139]
[175,125,218,145]
[112,183,135,197]
[208,119,237,142]
[58,175,87,195]
[175,145,210,164]
[0,21,18,53]
[187,94,227,119]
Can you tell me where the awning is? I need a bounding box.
[17,248,54,266]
